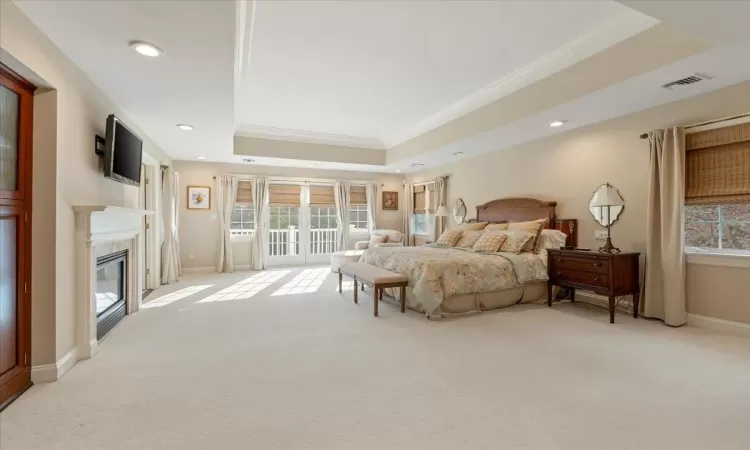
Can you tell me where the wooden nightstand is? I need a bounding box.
[547,249,640,323]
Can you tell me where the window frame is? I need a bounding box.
[348,204,369,235]
[412,182,435,237]
[685,203,750,268]
[229,203,256,239]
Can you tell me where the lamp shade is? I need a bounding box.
[590,185,624,207]
[436,205,448,217]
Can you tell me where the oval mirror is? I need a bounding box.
[589,183,624,227]
[453,198,467,224]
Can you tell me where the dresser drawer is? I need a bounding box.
[551,268,609,289]
[551,254,609,274]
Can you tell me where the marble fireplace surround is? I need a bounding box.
[74,206,153,360]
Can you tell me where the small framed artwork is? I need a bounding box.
[187,186,211,210]
[382,191,398,211]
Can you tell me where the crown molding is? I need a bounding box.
[235,125,386,150]
[383,11,660,148]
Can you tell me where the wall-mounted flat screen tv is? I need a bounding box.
[103,114,142,187]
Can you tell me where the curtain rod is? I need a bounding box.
[639,112,750,139]
[407,175,450,187]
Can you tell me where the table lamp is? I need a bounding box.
[590,183,624,253]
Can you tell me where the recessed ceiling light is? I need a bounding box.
[452,152,464,156]
[242,158,255,163]
[196,156,206,160]
[549,120,566,127]
[395,169,402,173]
[410,163,424,168]
[130,41,162,57]
[307,163,317,167]
[176,124,193,131]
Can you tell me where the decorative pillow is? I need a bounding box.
[484,222,509,231]
[435,230,462,247]
[472,232,508,253]
[537,229,568,251]
[499,232,535,254]
[455,230,484,248]
[457,221,489,231]
[368,234,387,248]
[508,218,548,253]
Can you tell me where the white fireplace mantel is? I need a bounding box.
[74,206,153,360]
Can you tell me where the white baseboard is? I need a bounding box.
[31,347,79,383]
[687,314,750,338]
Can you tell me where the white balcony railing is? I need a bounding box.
[268,227,338,257]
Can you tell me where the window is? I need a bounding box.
[349,205,368,234]
[230,204,255,236]
[412,182,435,236]
[683,122,750,254]
[310,206,337,230]
[310,206,337,255]
[685,204,750,251]
[231,181,254,236]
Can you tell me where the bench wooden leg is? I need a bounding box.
[338,271,342,293]
[361,282,364,292]
[379,288,383,301]
[373,287,379,317]
[353,277,358,304]
[400,285,406,313]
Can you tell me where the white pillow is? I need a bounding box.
[369,234,387,247]
[537,229,568,250]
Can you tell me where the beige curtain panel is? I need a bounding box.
[403,183,414,246]
[349,185,367,206]
[215,175,239,274]
[269,184,301,206]
[236,180,253,205]
[685,123,750,205]
[644,127,687,327]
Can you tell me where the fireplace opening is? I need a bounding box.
[96,250,128,340]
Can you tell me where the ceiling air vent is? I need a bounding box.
[661,73,713,91]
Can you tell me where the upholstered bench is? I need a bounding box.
[330,250,365,273]
[338,262,408,317]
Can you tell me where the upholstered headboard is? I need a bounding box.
[472,197,577,247]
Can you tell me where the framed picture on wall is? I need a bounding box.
[382,191,398,211]
[187,186,211,210]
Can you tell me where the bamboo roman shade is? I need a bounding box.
[309,185,335,205]
[236,180,253,205]
[685,122,750,205]
[269,184,301,206]
[350,185,367,206]
[412,183,435,213]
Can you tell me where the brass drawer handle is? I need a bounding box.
[593,277,600,282]
[556,258,563,262]
[594,262,602,267]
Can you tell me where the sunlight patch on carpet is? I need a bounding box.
[271,268,329,296]
[197,270,291,303]
[142,284,214,309]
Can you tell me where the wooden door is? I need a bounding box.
[0,64,35,411]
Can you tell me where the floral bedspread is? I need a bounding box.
[360,245,548,315]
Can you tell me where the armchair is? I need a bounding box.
[354,229,405,250]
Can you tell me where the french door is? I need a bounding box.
[267,184,338,266]
[0,64,34,411]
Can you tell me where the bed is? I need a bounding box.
[360,198,577,319]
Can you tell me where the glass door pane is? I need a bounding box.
[309,206,338,259]
[267,205,303,265]
[0,85,19,192]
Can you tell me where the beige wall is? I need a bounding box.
[409,80,750,326]
[173,161,404,269]
[1,1,171,366]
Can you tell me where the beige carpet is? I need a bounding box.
[3,266,750,449]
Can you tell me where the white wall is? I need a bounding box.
[173,161,404,269]
[408,80,750,326]
[1,0,171,367]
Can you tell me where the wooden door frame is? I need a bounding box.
[0,63,36,412]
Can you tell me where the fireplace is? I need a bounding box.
[96,250,128,340]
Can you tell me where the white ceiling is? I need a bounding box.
[14,0,236,161]
[237,0,651,148]
[12,0,750,174]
